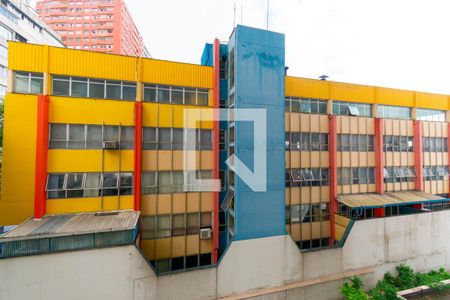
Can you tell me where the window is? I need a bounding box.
[141,216,156,239]
[417,109,446,122]
[338,167,376,185]
[286,168,329,187]
[52,75,136,100]
[333,101,372,117]
[384,167,415,183]
[143,84,209,106]
[141,170,212,194]
[14,72,43,94]
[219,130,226,150]
[142,127,213,151]
[286,97,327,114]
[49,124,134,149]
[287,133,328,151]
[337,134,375,151]
[286,203,329,224]
[383,135,414,152]
[423,137,448,152]
[46,172,132,199]
[424,166,449,181]
[219,170,226,191]
[377,105,411,119]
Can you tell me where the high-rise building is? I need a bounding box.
[0,0,63,99]
[35,0,149,57]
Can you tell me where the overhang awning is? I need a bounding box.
[338,191,446,208]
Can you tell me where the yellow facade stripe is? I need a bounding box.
[0,94,37,225]
[49,96,135,125]
[9,42,213,88]
[286,76,450,110]
[47,150,134,173]
[142,103,213,128]
[46,195,134,215]
[141,58,213,89]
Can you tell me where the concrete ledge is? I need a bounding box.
[218,267,374,300]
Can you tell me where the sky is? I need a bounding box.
[31,0,450,95]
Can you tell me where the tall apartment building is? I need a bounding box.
[0,0,63,99]
[36,0,149,57]
[2,25,450,299]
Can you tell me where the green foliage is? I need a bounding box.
[340,265,450,300]
[340,277,368,300]
[395,264,416,290]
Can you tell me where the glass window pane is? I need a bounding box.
[122,83,136,100]
[158,128,171,150]
[143,127,157,150]
[157,86,170,103]
[71,79,88,97]
[89,80,105,98]
[30,77,43,94]
[158,171,171,193]
[120,172,133,195]
[102,173,118,188]
[172,128,183,150]
[53,77,70,96]
[106,81,121,99]
[143,86,156,102]
[84,173,100,197]
[120,127,134,149]
[142,172,157,194]
[47,174,65,190]
[49,124,67,149]
[68,124,85,149]
[172,88,183,104]
[185,89,196,105]
[141,216,156,239]
[157,216,170,238]
[14,72,29,93]
[66,173,83,198]
[104,126,118,142]
[86,125,102,149]
[172,214,185,236]
[197,90,209,106]
[187,213,199,234]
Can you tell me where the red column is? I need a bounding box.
[212,39,220,263]
[374,118,385,194]
[134,101,143,211]
[414,121,423,191]
[328,115,337,244]
[34,95,50,219]
[374,207,385,218]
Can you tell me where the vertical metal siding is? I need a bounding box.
[8,42,45,73]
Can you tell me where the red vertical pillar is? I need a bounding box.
[414,121,423,191]
[328,115,337,244]
[134,101,143,211]
[212,39,220,263]
[34,95,49,219]
[375,118,385,194]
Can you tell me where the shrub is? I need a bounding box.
[340,276,368,300]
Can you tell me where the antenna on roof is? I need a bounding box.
[241,3,243,24]
[319,75,329,81]
[233,3,236,27]
[266,0,270,30]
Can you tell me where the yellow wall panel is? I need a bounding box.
[375,87,415,107]
[49,47,137,81]
[416,92,449,110]
[330,81,375,104]
[47,150,134,172]
[0,94,38,225]
[8,42,46,73]
[49,96,135,125]
[141,58,212,89]
[46,196,133,215]
[285,76,329,99]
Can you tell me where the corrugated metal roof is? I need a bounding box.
[338,191,445,208]
[0,210,139,242]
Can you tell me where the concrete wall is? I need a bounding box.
[1,210,450,300]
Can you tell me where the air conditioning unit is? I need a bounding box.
[103,141,119,150]
[199,228,211,240]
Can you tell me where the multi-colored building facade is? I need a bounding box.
[35,0,149,57]
[2,25,450,278]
